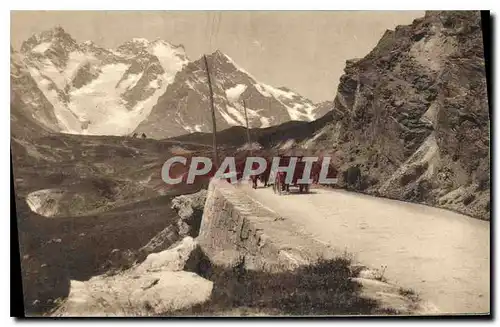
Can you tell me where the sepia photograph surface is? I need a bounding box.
[10,10,491,317]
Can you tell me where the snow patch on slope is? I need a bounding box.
[218,107,241,126]
[260,117,271,128]
[132,37,149,45]
[245,106,270,128]
[183,124,204,133]
[223,54,257,80]
[32,42,51,53]
[27,66,83,132]
[290,103,316,121]
[225,84,247,102]
[225,104,246,125]
[254,83,316,121]
[68,63,131,134]
[118,72,143,90]
[150,41,189,78]
[261,83,295,100]
[149,78,161,89]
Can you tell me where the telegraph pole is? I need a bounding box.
[242,99,251,152]
[204,54,219,168]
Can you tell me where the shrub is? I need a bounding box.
[463,194,475,206]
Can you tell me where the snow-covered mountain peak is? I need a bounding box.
[114,38,189,72]
[21,26,78,55]
[208,49,227,59]
[132,37,150,44]
[134,50,324,138]
[205,50,237,67]
[14,29,322,139]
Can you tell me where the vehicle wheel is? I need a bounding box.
[273,179,280,194]
[278,177,284,195]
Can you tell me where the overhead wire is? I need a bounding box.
[213,11,222,50]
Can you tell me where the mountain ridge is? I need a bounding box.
[14,27,323,139]
[133,49,325,139]
[18,27,190,136]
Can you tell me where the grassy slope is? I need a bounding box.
[12,132,209,315]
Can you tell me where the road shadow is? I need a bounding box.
[176,249,382,316]
[275,188,319,196]
[250,184,319,195]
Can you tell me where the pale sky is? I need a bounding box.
[11,11,424,102]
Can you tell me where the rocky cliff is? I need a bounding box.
[11,47,61,139]
[302,11,490,220]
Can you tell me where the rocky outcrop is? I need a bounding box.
[11,48,60,139]
[134,237,199,274]
[52,237,212,317]
[302,11,490,220]
[171,189,207,237]
[100,190,208,275]
[137,225,178,257]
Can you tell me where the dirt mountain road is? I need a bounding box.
[242,184,490,315]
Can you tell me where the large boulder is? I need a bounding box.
[52,237,211,316]
[52,271,212,317]
[135,236,198,273]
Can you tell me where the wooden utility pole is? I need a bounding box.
[242,99,251,151]
[204,54,219,168]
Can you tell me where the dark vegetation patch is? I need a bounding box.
[400,162,428,186]
[398,287,419,302]
[477,174,490,191]
[462,193,476,206]
[175,248,381,316]
[403,179,432,203]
